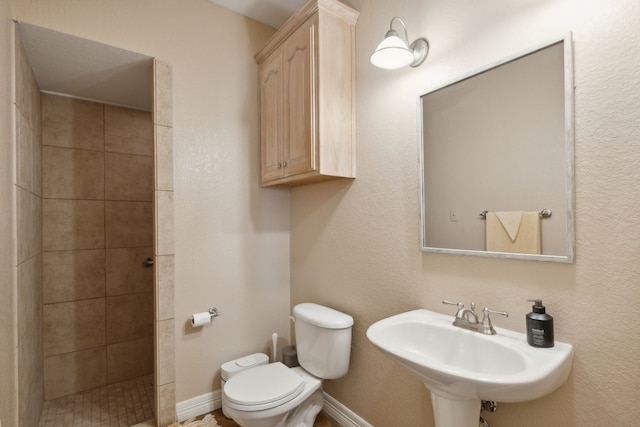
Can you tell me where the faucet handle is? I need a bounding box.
[442,300,464,309]
[480,307,509,334]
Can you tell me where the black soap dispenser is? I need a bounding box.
[526,299,554,348]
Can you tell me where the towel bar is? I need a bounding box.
[479,209,552,219]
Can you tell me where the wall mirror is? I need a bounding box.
[419,35,574,262]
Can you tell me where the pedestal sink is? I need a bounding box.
[366,309,573,427]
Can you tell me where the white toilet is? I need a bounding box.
[222,303,354,427]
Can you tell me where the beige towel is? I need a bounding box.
[486,211,540,254]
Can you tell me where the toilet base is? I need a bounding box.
[223,367,324,427]
[226,389,323,427]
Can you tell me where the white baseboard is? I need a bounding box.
[322,392,373,427]
[175,390,222,422]
[175,390,372,427]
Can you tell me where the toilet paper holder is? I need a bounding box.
[207,307,221,318]
[190,307,222,327]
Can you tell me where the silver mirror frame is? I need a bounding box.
[418,34,575,263]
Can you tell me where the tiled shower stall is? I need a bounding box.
[14,26,176,426]
[40,93,154,400]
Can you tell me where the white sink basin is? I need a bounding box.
[366,309,573,426]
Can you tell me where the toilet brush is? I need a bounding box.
[272,333,278,363]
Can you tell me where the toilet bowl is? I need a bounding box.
[222,303,353,427]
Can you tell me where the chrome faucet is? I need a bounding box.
[442,300,508,335]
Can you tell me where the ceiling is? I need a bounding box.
[207,0,307,28]
[17,22,154,111]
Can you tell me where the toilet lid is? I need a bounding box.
[224,362,305,411]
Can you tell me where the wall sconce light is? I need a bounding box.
[370,17,429,70]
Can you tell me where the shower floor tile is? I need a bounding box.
[38,374,155,427]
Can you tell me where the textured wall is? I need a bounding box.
[291,0,640,426]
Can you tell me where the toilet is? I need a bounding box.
[222,303,354,427]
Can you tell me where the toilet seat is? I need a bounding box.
[224,362,305,411]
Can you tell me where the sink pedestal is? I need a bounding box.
[430,392,481,427]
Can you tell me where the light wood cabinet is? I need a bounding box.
[255,0,359,187]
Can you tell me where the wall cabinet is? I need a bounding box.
[255,0,359,187]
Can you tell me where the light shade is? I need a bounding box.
[370,30,414,70]
[370,17,429,70]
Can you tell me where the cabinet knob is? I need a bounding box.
[282,161,287,168]
[277,163,282,169]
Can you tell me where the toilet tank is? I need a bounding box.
[293,303,354,379]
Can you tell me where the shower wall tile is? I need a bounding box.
[44,347,107,400]
[15,36,40,130]
[41,94,104,151]
[17,254,42,341]
[155,190,174,255]
[106,293,153,344]
[105,201,153,248]
[17,187,41,263]
[42,146,104,200]
[156,255,174,321]
[43,199,105,251]
[157,381,176,426]
[105,152,153,201]
[40,93,158,398]
[43,298,106,356]
[42,249,106,304]
[155,125,174,191]
[106,247,153,296]
[157,319,175,385]
[17,109,33,191]
[153,60,173,127]
[105,105,153,156]
[106,336,153,384]
[18,313,43,427]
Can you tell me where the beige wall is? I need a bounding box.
[291,0,640,426]
[10,0,288,408]
[40,93,154,400]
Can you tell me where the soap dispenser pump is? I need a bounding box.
[526,299,554,348]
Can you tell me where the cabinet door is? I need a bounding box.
[282,20,316,177]
[259,52,284,183]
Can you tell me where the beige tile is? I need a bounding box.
[106,247,153,296]
[42,249,106,304]
[106,336,153,384]
[17,188,40,263]
[43,199,105,251]
[41,93,104,150]
[157,319,175,385]
[42,146,104,199]
[154,60,173,127]
[156,255,174,321]
[18,317,44,427]
[105,201,153,248]
[17,254,42,341]
[155,125,174,191]
[43,298,106,356]
[32,119,42,198]
[105,105,153,156]
[106,293,153,344]
[44,347,106,400]
[105,152,153,201]
[15,36,40,128]
[17,108,33,191]
[157,381,176,426]
[156,190,174,255]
